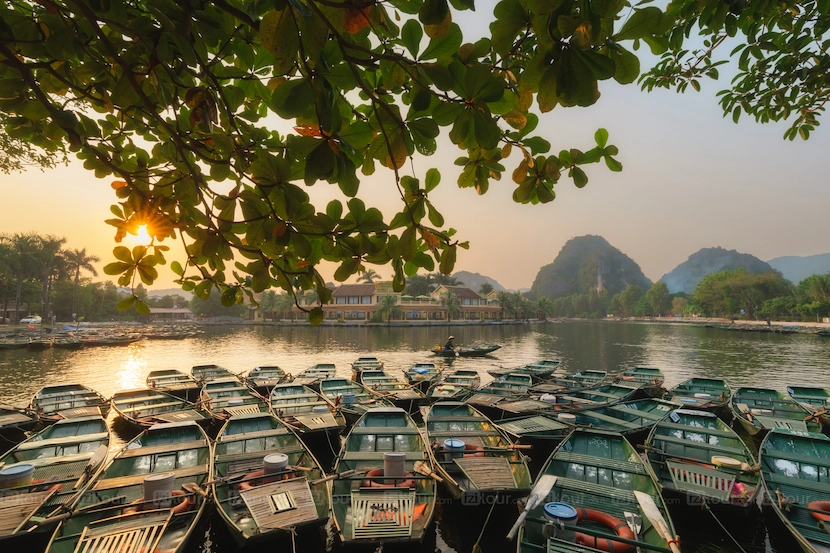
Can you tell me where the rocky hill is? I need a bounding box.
[660,247,774,293]
[452,271,506,292]
[529,235,651,299]
[767,253,830,284]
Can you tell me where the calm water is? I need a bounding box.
[2,320,829,553]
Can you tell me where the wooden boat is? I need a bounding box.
[496,414,573,444]
[0,403,39,450]
[467,373,534,420]
[191,363,237,384]
[760,428,830,553]
[110,389,211,429]
[359,369,425,413]
[569,370,609,388]
[51,336,84,350]
[245,365,293,395]
[569,398,678,445]
[30,384,109,424]
[146,369,200,401]
[403,363,440,393]
[495,383,643,420]
[350,356,383,380]
[430,344,501,357]
[645,408,759,510]
[201,378,270,421]
[424,402,532,499]
[0,336,29,349]
[46,420,210,553]
[426,369,481,401]
[0,415,109,542]
[615,366,665,398]
[487,359,561,381]
[27,337,53,350]
[731,387,822,437]
[211,413,329,546]
[516,428,679,553]
[269,383,346,437]
[330,407,436,545]
[664,377,731,415]
[528,372,607,395]
[787,385,830,431]
[319,377,393,426]
[82,332,143,347]
[293,363,337,390]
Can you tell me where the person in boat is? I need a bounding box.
[443,335,455,351]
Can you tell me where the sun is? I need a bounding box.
[126,224,152,244]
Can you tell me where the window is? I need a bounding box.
[463,298,471,305]
[361,296,372,304]
[472,299,479,305]
[348,297,358,304]
[336,297,346,305]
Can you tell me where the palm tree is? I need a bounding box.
[258,290,279,320]
[494,290,513,320]
[536,296,552,320]
[63,247,99,322]
[513,292,530,320]
[376,295,398,323]
[430,273,460,286]
[479,282,494,295]
[274,293,297,320]
[440,290,461,321]
[37,235,65,322]
[404,274,433,296]
[6,233,41,321]
[357,269,380,284]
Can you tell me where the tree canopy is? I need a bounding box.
[1,0,824,322]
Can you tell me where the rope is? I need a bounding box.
[703,502,748,553]
[472,492,499,553]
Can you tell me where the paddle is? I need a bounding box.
[633,491,681,553]
[413,460,444,483]
[506,475,558,540]
[73,443,109,490]
[805,407,828,422]
[310,468,369,485]
[28,495,129,531]
[181,482,208,497]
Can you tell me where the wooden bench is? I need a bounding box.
[118,440,208,459]
[653,435,745,457]
[92,465,208,491]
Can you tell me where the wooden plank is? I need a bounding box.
[453,457,516,490]
[17,432,109,451]
[0,489,56,536]
[240,477,319,530]
[92,465,208,491]
[218,428,289,443]
[351,489,414,540]
[118,440,207,459]
[555,452,647,475]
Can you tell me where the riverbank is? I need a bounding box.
[591,316,830,335]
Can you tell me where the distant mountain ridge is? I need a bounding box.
[529,235,651,299]
[767,253,830,284]
[660,247,774,293]
[452,271,506,293]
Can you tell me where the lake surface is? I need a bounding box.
[2,320,829,553]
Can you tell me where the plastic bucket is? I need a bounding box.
[413,368,429,374]
[144,473,175,508]
[312,405,329,414]
[444,438,466,461]
[0,464,34,489]
[543,502,577,541]
[694,393,712,400]
[383,452,407,485]
[264,453,289,475]
[540,394,558,404]
[557,413,576,425]
[341,392,356,405]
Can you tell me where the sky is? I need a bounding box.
[2,5,829,293]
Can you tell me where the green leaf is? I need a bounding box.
[308,306,325,325]
[537,65,558,112]
[304,141,335,184]
[614,7,662,41]
[171,261,184,276]
[334,257,360,281]
[439,244,456,274]
[464,64,504,103]
[117,295,136,310]
[419,0,450,26]
[574,50,616,81]
[595,128,608,148]
[605,156,622,171]
[420,23,462,59]
[221,287,238,307]
[610,46,640,84]
[259,8,298,74]
[425,168,441,192]
[113,246,132,263]
[135,299,151,315]
[471,108,501,149]
[401,18,423,58]
[572,167,588,188]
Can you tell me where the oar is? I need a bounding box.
[506,475,558,540]
[805,407,828,421]
[28,495,129,531]
[72,443,109,490]
[181,482,208,497]
[413,460,444,483]
[633,491,681,553]
[310,468,369,485]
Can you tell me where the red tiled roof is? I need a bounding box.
[332,283,377,296]
[436,285,482,299]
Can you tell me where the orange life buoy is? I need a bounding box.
[361,468,416,489]
[808,500,830,521]
[31,478,62,494]
[573,507,635,553]
[236,469,295,492]
[123,489,195,515]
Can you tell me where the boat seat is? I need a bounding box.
[92,465,208,491]
[652,435,745,457]
[579,412,641,429]
[762,449,830,469]
[0,489,57,537]
[216,445,308,466]
[342,451,426,461]
[72,512,170,553]
[427,416,485,422]
[113,395,169,405]
[765,472,830,494]
[16,432,109,451]
[219,428,290,442]
[453,457,517,490]
[349,427,421,435]
[655,422,736,438]
[118,440,207,459]
[555,452,647,475]
[497,416,569,436]
[118,402,188,415]
[665,460,735,501]
[752,416,809,432]
[351,489,415,540]
[609,405,668,420]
